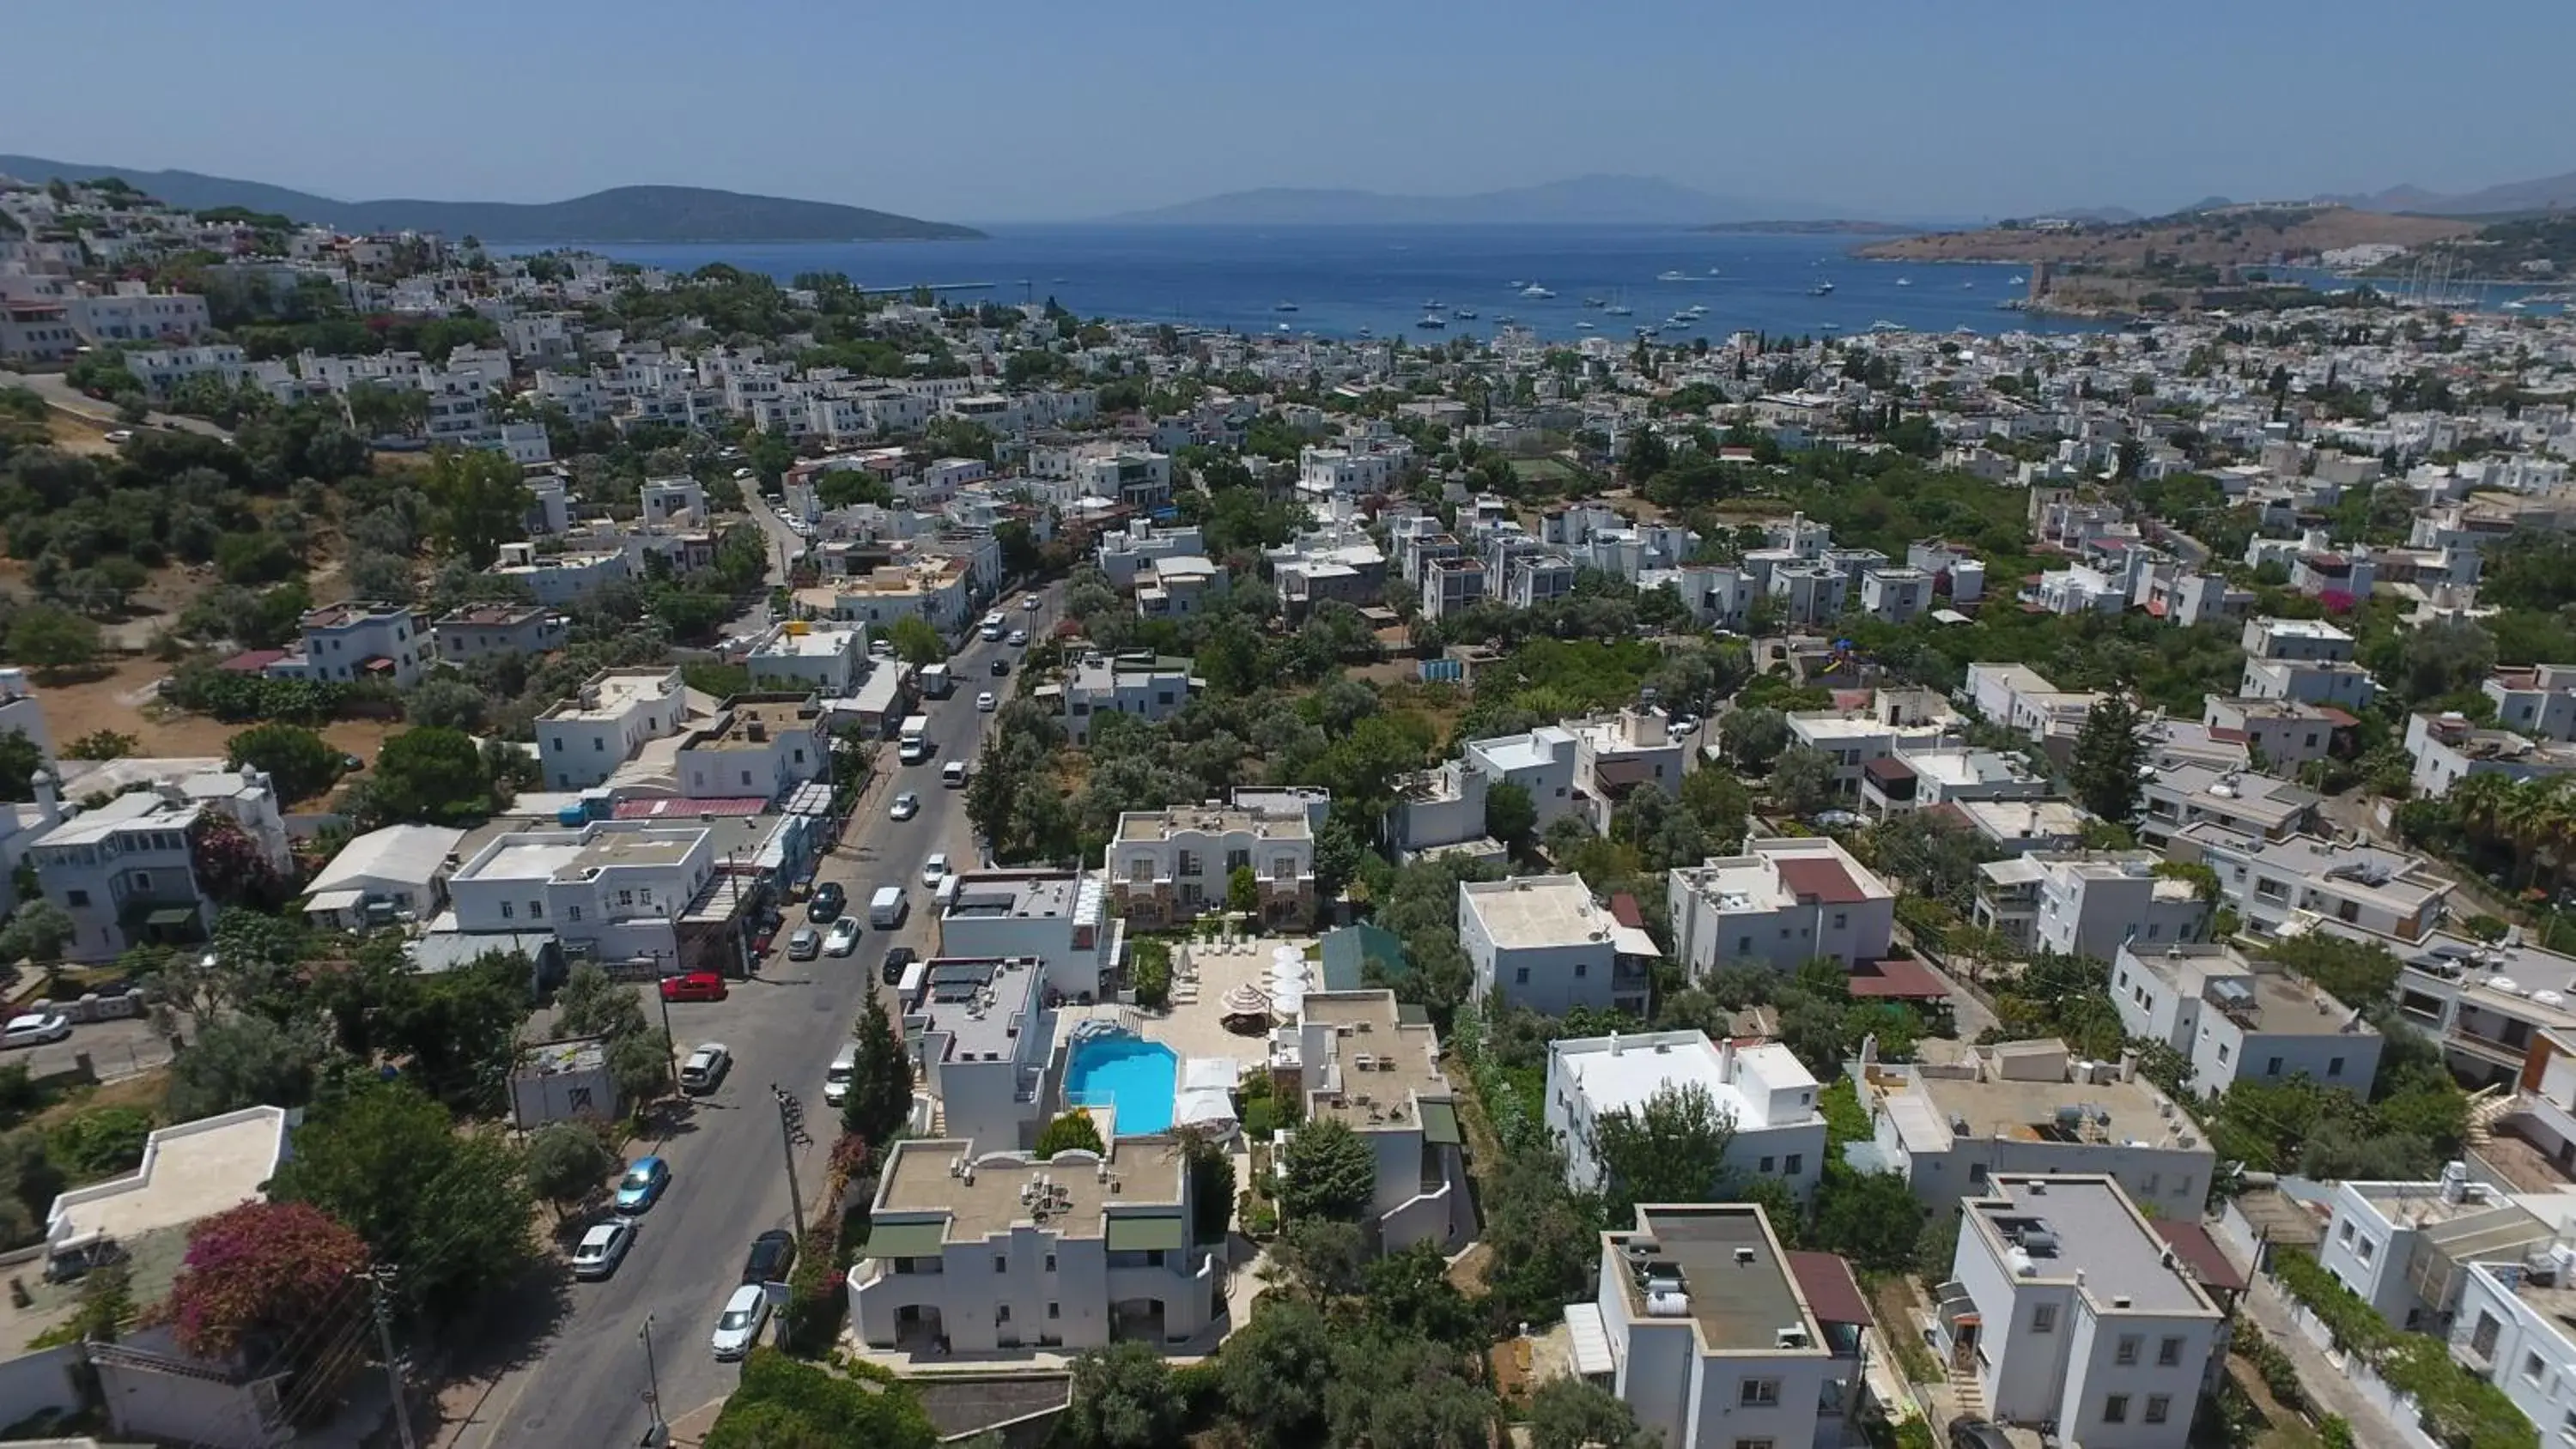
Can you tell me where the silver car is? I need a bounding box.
[571,1220,635,1281]
[711,1283,769,1360]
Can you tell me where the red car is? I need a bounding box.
[659,972,728,1003]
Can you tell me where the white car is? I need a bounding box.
[1022,596,1042,612]
[1006,629,1028,646]
[922,852,951,888]
[889,791,920,821]
[679,1042,732,1094]
[976,691,997,712]
[102,428,135,446]
[710,1283,769,1360]
[1,1013,71,1050]
[824,918,861,957]
[571,1220,636,1281]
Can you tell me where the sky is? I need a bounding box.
[7,0,2575,224]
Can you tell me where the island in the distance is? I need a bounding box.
[1698,219,1920,237]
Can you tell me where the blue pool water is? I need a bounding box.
[1064,1034,1178,1137]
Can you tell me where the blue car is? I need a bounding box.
[614,1156,671,1214]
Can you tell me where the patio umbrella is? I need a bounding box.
[1272,945,1302,967]
[1270,980,1307,1019]
[1222,984,1271,1016]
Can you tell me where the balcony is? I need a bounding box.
[2446,1023,2530,1070]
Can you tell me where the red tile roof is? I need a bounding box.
[2153,1220,2250,1295]
[219,649,287,673]
[1787,1252,1874,1327]
[1775,856,1870,905]
[1863,756,1917,784]
[1845,958,1953,1000]
[1608,894,1645,930]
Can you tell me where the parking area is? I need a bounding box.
[9,1013,174,1082]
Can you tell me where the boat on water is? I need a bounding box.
[1423,299,1442,309]
[1707,267,1722,276]
[1809,282,1836,295]
[1273,300,1299,312]
[1583,296,1607,308]
[1357,326,1373,337]
[1606,301,1633,316]
[1574,320,1596,330]
[1415,313,1445,330]
[1454,308,1478,319]
[1495,313,1516,324]
[1682,303,1706,317]
[1820,323,1842,331]
[1869,320,1905,333]
[1521,283,1554,298]
[2506,300,2530,311]
[1276,323,1291,332]
[1656,270,1691,282]
[2008,274,2026,285]
[1506,280,1525,289]
[1895,277,1912,288]
[1961,281,1975,288]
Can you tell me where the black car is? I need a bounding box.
[742,1228,798,1286]
[990,658,1010,676]
[807,882,847,923]
[880,945,919,985]
[1947,1419,2011,1449]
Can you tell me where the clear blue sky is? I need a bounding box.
[7,0,2573,222]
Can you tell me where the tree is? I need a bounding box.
[0,900,74,967]
[2393,619,2496,706]
[1719,706,1790,770]
[165,1200,371,1360]
[7,604,100,673]
[1484,779,1538,852]
[1219,1300,1337,1447]
[1590,1081,1738,1227]
[420,447,533,568]
[1178,1129,1235,1246]
[1226,864,1258,915]
[1768,745,1838,818]
[271,1080,534,1320]
[2069,691,2148,824]
[1362,1241,1482,1348]
[1036,1110,1107,1159]
[225,722,340,804]
[553,963,649,1040]
[704,1350,939,1449]
[888,615,945,665]
[1528,1377,1652,1449]
[1263,1217,1369,1303]
[360,725,495,825]
[404,677,489,731]
[165,1016,326,1119]
[1060,1342,1187,1449]
[525,1122,617,1217]
[64,729,137,761]
[842,993,913,1144]
[1810,1162,1924,1275]
[605,1029,672,1106]
[1278,1116,1376,1223]
[0,731,37,804]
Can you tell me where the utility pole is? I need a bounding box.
[651,952,679,1094]
[368,1266,420,1449]
[637,1314,669,1447]
[769,1084,811,1234]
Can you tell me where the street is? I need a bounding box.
[0,367,235,442]
[449,586,1050,1449]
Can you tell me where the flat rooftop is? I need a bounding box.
[46,1106,291,1253]
[1460,875,1612,951]
[943,871,1088,923]
[1969,1175,2215,1316]
[2150,764,2320,822]
[2124,943,2372,1034]
[1952,797,2089,840]
[2202,829,2451,911]
[1556,1034,1817,1131]
[1470,727,1572,774]
[435,603,547,627]
[1115,806,1310,843]
[1870,1052,2195,1155]
[302,602,410,630]
[751,625,861,658]
[1610,1204,1818,1354]
[875,1137,1184,1243]
[540,668,683,722]
[914,956,1044,1064]
[691,694,822,749]
[1302,990,1452,1133]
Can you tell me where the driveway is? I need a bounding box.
[12,1013,176,1082]
[443,586,1051,1449]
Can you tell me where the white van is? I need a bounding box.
[941,759,969,788]
[933,872,965,912]
[868,886,908,929]
[980,612,1005,642]
[823,1046,857,1106]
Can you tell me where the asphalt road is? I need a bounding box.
[0,367,235,442]
[461,585,1055,1449]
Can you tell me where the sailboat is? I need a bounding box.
[1809,281,1836,296]
[1604,288,1633,317]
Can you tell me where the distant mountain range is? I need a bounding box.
[1104,173,1838,227]
[0,155,982,242]
[2321,171,2576,217]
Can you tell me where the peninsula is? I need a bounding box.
[1856,203,2470,267]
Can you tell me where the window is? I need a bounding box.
[2329,1056,2345,1077]
[500,901,514,919]
[997,1305,1012,1323]
[1759,1156,1776,1173]
[1516,967,1530,985]
[2267,1056,2283,1076]
[2158,1336,2183,1367]
[2103,1395,2129,1424]
[2143,1395,2171,1425]
[1044,1254,1056,1272]
[1785,1154,1802,1174]
[1738,1379,1779,1408]
[65,889,88,906]
[2031,1304,2057,1333]
[994,1256,1008,1274]
[2217,1041,2233,1064]
[568,906,582,923]
[619,889,634,906]
[1832,912,1847,930]
[528,900,544,920]
[593,737,605,751]
[1574,962,1589,978]
[2114,1334,2141,1365]
[2358,1237,2375,1263]
[1048,1302,1060,1319]
[2526,1351,2546,1383]
[550,738,564,753]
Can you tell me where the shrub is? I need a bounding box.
[1132,938,1171,1010]
[47,1106,152,1182]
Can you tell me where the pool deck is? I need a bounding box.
[1055,932,1317,1073]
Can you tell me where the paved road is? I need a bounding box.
[453,586,1054,1449]
[0,367,235,442]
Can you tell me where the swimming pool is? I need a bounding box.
[1063,1032,1178,1137]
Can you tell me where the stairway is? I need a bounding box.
[1947,1365,1987,1421]
[2466,1084,2518,1151]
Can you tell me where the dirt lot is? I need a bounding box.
[38,657,405,797]
[44,412,118,457]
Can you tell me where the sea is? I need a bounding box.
[526,225,2123,345]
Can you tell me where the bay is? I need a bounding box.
[526,224,2120,344]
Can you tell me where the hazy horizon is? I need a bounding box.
[8,0,2573,224]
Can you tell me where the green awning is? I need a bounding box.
[1419,1100,1462,1147]
[145,907,197,927]
[1104,1215,1186,1252]
[860,1219,950,1260]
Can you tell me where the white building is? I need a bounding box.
[1106,802,1315,931]
[1548,1033,1830,1202]
[1458,874,1656,1016]
[487,542,635,607]
[1857,566,1936,624]
[908,955,1052,1151]
[849,1134,1219,1354]
[1973,851,2203,962]
[431,603,566,663]
[1282,990,1473,1252]
[2483,665,2576,743]
[1786,692,1959,800]
[446,820,719,968]
[535,667,691,791]
[1060,655,1192,746]
[674,694,827,803]
[1569,707,1689,832]
[301,823,466,931]
[936,870,1120,1004]
[2168,827,2451,943]
[2315,1168,2552,1334]
[1134,555,1227,618]
[1573,1203,1874,1449]
[26,766,289,961]
[1851,1040,2214,1216]
[2110,943,2382,1094]
[1095,519,1207,591]
[1667,837,1898,973]
[2135,761,2322,851]
[1965,664,2099,743]
[270,602,433,688]
[745,621,869,699]
[2405,711,2576,798]
[1932,1174,2225,1446]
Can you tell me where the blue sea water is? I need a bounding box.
[1062,1033,1177,1136]
[538,224,2123,344]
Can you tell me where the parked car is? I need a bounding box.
[572,1220,636,1281]
[1947,1420,2011,1449]
[825,1046,857,1106]
[824,919,861,956]
[787,927,822,961]
[889,791,920,821]
[710,1283,769,1360]
[976,691,997,712]
[741,1228,798,1285]
[922,852,951,888]
[1,1013,71,1049]
[679,1043,732,1094]
[807,882,847,922]
[614,1156,671,1214]
[102,429,134,446]
[659,971,727,1003]
[879,945,918,986]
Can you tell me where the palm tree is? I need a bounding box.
[2500,780,2561,892]
[2453,772,2513,844]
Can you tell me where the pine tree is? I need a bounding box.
[2069,691,2147,825]
[843,994,914,1144]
